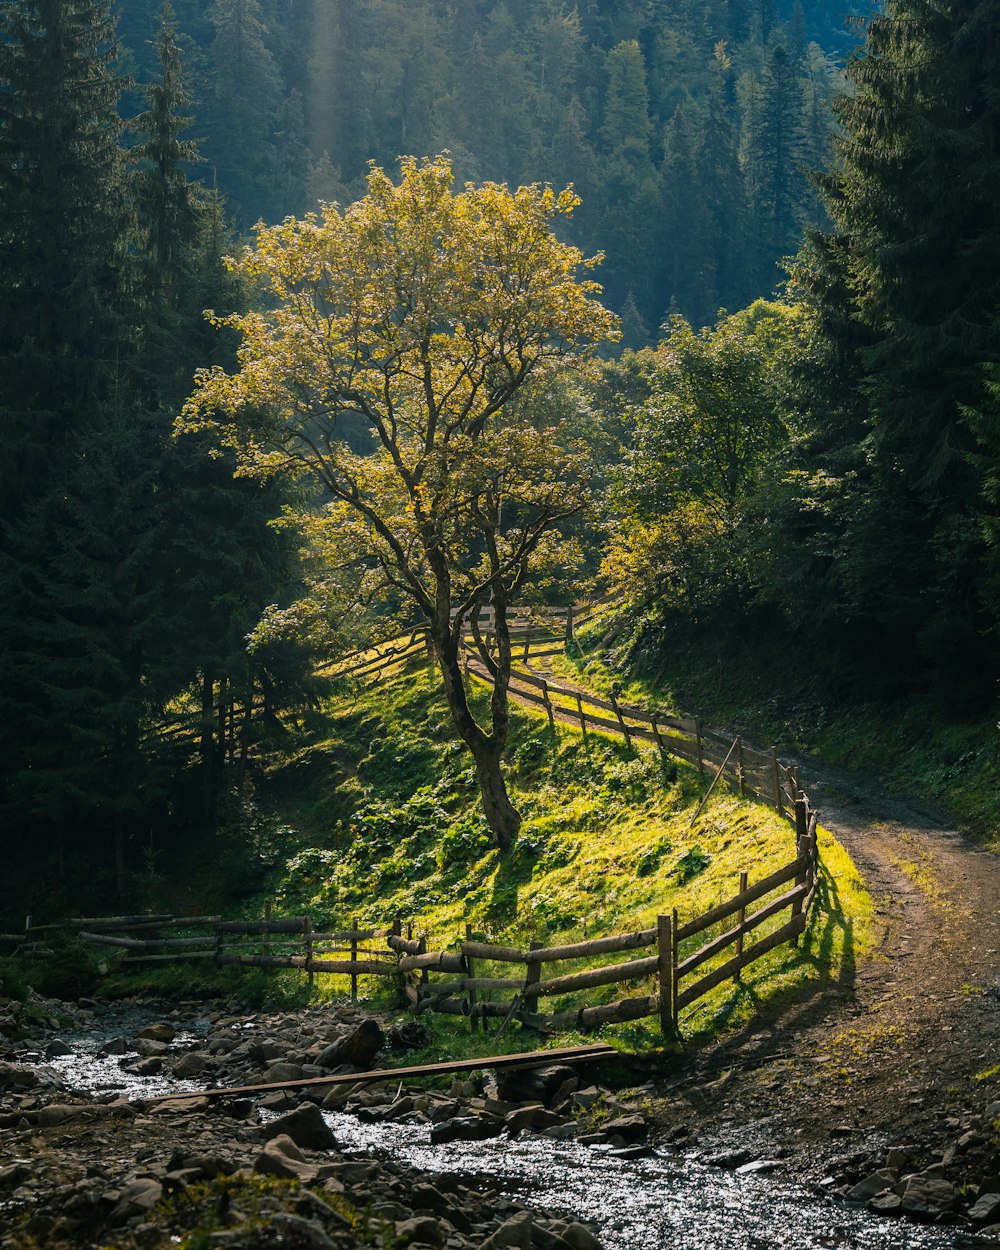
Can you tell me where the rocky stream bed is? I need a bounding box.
[1,992,998,1250]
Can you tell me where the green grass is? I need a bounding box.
[237,658,872,1049]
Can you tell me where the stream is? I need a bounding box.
[28,1012,975,1250]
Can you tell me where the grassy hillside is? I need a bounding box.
[230,652,872,1046]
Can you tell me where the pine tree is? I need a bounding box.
[792,0,1000,695]
[0,0,133,513]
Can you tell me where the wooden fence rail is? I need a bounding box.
[11,798,819,1037]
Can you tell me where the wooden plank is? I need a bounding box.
[122,951,218,964]
[675,915,806,1011]
[524,929,656,964]
[675,856,806,940]
[675,881,809,979]
[149,1043,620,1102]
[524,954,659,999]
[216,954,395,975]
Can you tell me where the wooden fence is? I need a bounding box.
[8,793,820,1038]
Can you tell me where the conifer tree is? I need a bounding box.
[0,0,133,513]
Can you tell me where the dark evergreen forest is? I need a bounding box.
[5,0,1000,909]
[116,0,857,334]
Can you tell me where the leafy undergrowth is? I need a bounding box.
[556,615,1000,855]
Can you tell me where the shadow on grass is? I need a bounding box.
[679,865,858,1052]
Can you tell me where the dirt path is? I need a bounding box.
[648,754,1000,1182]
[492,648,1000,1178]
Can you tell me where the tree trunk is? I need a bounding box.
[472,742,521,854]
[432,615,521,851]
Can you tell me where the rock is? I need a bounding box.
[495,1065,577,1108]
[253,1134,318,1184]
[571,1087,603,1110]
[869,1193,903,1215]
[263,1101,337,1150]
[171,1052,206,1079]
[136,1024,175,1043]
[847,1169,898,1203]
[0,1062,39,1090]
[983,1101,1000,1123]
[315,1020,384,1069]
[98,1037,128,1057]
[481,1210,534,1249]
[394,1215,445,1246]
[735,1159,783,1176]
[388,1020,430,1051]
[34,1102,80,1126]
[125,1057,163,1076]
[429,1116,504,1145]
[900,1176,956,1219]
[109,1177,163,1224]
[600,1115,648,1144]
[44,1039,73,1058]
[505,1104,565,1134]
[561,1223,603,1250]
[885,1148,910,1171]
[261,1061,305,1083]
[267,1213,339,1248]
[970,1194,1000,1224]
[134,1038,168,1058]
[957,1130,986,1152]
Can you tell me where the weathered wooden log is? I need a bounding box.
[398,950,465,973]
[523,954,660,999]
[216,917,309,935]
[675,881,809,979]
[68,913,173,928]
[675,914,806,1011]
[417,979,468,998]
[386,934,423,955]
[675,856,806,941]
[0,934,27,943]
[216,954,395,975]
[122,951,219,963]
[525,929,657,964]
[461,940,528,963]
[79,931,148,949]
[579,994,658,1029]
[308,929,378,943]
[463,977,524,992]
[420,996,468,1016]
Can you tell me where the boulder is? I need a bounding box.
[44,1039,73,1058]
[505,1104,565,1134]
[263,1101,337,1151]
[481,1211,534,1250]
[172,1052,207,1079]
[900,1176,956,1220]
[495,1065,576,1109]
[393,1215,445,1247]
[134,1038,168,1059]
[253,1134,318,1184]
[600,1115,648,1144]
[561,1224,603,1250]
[429,1115,504,1145]
[315,1020,385,1070]
[847,1169,898,1203]
[108,1178,163,1225]
[136,1023,175,1043]
[969,1194,1000,1225]
[261,1061,305,1084]
[34,1103,80,1127]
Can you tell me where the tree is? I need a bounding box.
[180,155,618,849]
[0,0,133,513]
[792,0,1000,694]
[607,301,806,623]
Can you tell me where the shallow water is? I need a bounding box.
[25,1013,972,1250]
[324,1111,964,1250]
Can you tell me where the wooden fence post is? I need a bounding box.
[565,607,574,648]
[304,916,313,990]
[464,923,478,1032]
[794,796,808,842]
[392,916,406,1007]
[263,900,271,960]
[524,941,542,1019]
[350,916,358,1002]
[772,747,785,817]
[695,719,705,775]
[735,871,749,975]
[650,715,664,752]
[736,737,746,796]
[214,921,224,967]
[609,685,632,750]
[541,680,555,731]
[576,693,587,737]
[656,915,674,1037]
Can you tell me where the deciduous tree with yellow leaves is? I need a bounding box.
[180,154,618,850]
